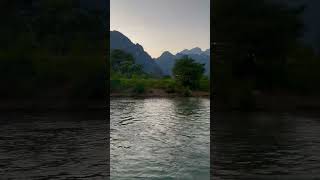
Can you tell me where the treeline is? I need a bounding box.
[110,49,209,96]
[213,0,320,108]
[0,0,107,100]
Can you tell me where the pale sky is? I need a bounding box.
[110,0,210,58]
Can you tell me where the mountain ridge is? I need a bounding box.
[156,48,210,76]
[110,30,210,77]
[110,30,163,77]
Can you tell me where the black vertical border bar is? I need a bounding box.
[210,0,214,179]
[106,0,111,178]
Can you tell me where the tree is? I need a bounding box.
[0,0,107,99]
[110,49,144,78]
[213,0,305,91]
[173,56,205,90]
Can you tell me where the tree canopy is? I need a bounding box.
[213,0,305,91]
[0,0,107,99]
[110,49,145,78]
[173,56,205,90]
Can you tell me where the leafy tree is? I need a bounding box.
[110,49,144,78]
[172,56,205,90]
[0,0,107,99]
[213,0,304,90]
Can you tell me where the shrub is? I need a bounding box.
[133,83,145,94]
[182,87,192,97]
[165,82,176,93]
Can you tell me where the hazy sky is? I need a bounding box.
[110,0,210,58]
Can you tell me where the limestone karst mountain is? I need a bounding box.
[110,31,210,77]
[156,48,210,76]
[110,31,163,77]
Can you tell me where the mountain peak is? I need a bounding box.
[110,30,124,36]
[178,47,211,56]
[110,30,133,45]
[179,47,203,55]
[161,51,174,57]
[110,31,163,77]
[191,47,202,51]
[136,43,144,51]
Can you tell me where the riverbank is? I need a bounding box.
[2,92,320,111]
[213,92,320,111]
[0,99,106,111]
[110,88,210,98]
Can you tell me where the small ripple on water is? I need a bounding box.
[0,112,109,179]
[111,98,210,179]
[212,112,320,178]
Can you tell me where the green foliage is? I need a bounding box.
[213,0,305,92]
[0,0,106,99]
[165,82,177,93]
[110,49,145,78]
[182,87,192,97]
[173,56,205,90]
[133,83,145,94]
[199,79,210,92]
[211,0,320,109]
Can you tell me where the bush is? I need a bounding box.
[165,82,176,93]
[182,87,192,97]
[133,83,145,94]
[173,56,205,90]
[110,79,122,92]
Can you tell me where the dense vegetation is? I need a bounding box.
[173,56,205,90]
[110,49,145,78]
[110,50,209,96]
[213,0,320,108]
[0,0,107,100]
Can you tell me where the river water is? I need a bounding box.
[0,112,108,179]
[2,99,320,179]
[213,112,320,179]
[110,98,210,179]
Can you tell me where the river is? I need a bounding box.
[110,98,210,179]
[213,112,320,179]
[0,111,108,179]
[2,99,319,179]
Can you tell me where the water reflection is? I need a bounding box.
[0,112,108,179]
[212,112,320,179]
[111,98,210,179]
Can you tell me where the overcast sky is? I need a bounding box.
[110,0,210,58]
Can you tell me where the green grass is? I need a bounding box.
[110,77,209,94]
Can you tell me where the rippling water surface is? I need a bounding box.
[213,112,320,179]
[110,98,210,179]
[0,112,108,179]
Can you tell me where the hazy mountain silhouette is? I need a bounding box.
[156,48,210,76]
[110,31,163,77]
[156,51,176,76]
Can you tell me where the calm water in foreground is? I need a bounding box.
[2,99,320,179]
[0,112,108,179]
[110,98,210,179]
[213,112,320,179]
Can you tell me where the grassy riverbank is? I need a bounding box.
[213,90,320,111]
[110,77,210,97]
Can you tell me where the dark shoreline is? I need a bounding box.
[110,89,210,98]
[0,99,106,112]
[1,93,320,112]
[214,93,320,112]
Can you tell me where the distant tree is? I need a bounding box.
[110,49,144,78]
[0,0,107,99]
[173,56,205,90]
[213,0,305,91]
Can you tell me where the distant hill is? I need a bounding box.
[156,48,210,76]
[110,31,163,77]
